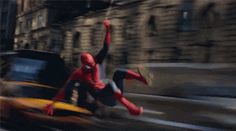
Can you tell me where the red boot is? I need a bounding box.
[114,91,143,116]
[126,69,148,86]
[137,67,149,86]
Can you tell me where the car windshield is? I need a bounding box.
[7,57,47,82]
[1,50,69,89]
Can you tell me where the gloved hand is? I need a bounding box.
[43,103,54,116]
[103,19,111,29]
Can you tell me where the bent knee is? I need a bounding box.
[113,69,127,79]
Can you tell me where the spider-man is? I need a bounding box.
[44,20,148,116]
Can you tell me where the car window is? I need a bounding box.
[6,57,47,82]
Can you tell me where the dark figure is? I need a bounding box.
[44,20,148,116]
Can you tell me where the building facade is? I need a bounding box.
[0,0,17,51]
[14,0,110,54]
[14,0,62,53]
[14,0,236,66]
[61,0,236,68]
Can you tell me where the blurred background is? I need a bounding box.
[1,0,236,130]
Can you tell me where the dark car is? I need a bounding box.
[0,50,92,130]
[1,50,70,98]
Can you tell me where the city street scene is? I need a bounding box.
[1,0,236,130]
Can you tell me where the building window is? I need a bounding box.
[28,0,31,8]
[124,18,137,40]
[200,3,219,29]
[37,15,44,28]
[26,18,32,32]
[21,0,25,12]
[121,51,128,64]
[49,38,61,53]
[30,0,35,7]
[147,15,158,36]
[32,39,38,49]
[49,39,56,51]
[24,43,30,49]
[32,15,37,29]
[19,22,23,33]
[73,32,80,48]
[177,0,194,32]
[72,53,79,67]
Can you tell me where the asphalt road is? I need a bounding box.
[0,113,165,131]
[1,94,235,131]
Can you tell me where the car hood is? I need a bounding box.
[0,96,91,115]
[5,81,57,89]
[0,80,91,115]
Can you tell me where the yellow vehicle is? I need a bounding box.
[0,50,93,130]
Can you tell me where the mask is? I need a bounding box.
[80,52,95,69]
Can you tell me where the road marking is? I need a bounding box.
[125,93,229,109]
[123,63,236,69]
[115,106,164,115]
[115,105,224,130]
[130,116,225,131]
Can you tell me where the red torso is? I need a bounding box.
[69,64,103,89]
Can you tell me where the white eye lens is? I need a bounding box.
[74,82,80,87]
[85,65,91,69]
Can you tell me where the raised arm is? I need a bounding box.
[95,20,111,64]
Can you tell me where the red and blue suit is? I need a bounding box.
[45,20,148,116]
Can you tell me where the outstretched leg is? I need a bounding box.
[112,68,148,92]
[108,81,143,115]
[97,69,147,115]
[98,80,143,115]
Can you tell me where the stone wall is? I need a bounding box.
[62,0,236,68]
[59,0,236,95]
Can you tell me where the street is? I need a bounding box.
[1,93,235,131]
